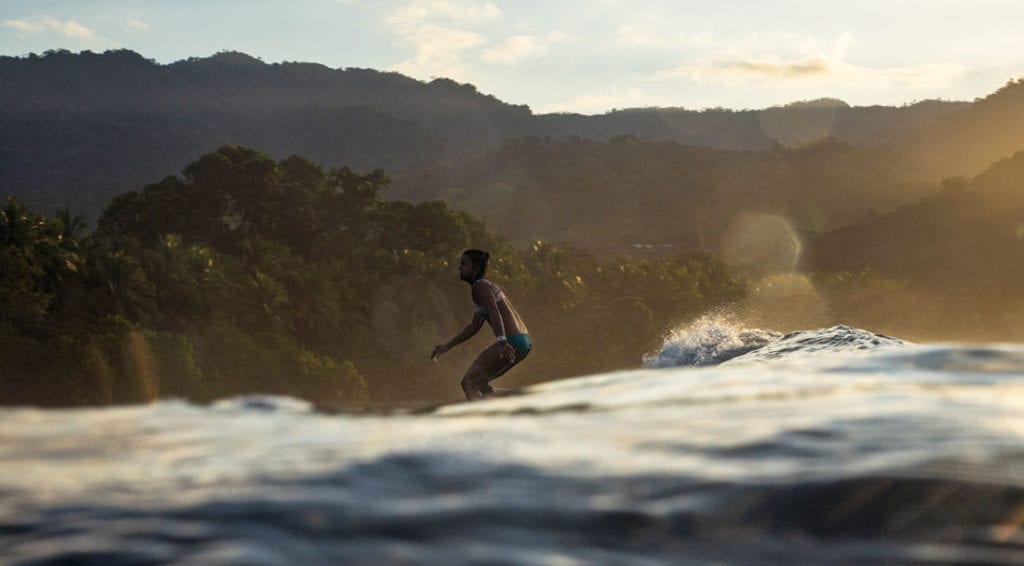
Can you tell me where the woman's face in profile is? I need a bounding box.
[458,255,475,281]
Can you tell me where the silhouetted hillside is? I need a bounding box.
[411,136,928,255]
[901,79,1024,178]
[0,49,980,221]
[540,98,967,151]
[807,151,1024,291]
[0,49,532,216]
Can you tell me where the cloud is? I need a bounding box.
[657,55,832,84]
[652,32,967,91]
[657,54,967,91]
[481,32,571,65]
[127,19,150,31]
[2,17,96,40]
[614,23,716,50]
[385,0,501,79]
[387,0,500,27]
[390,25,489,79]
[616,27,856,84]
[2,19,37,33]
[482,35,544,65]
[857,62,970,90]
[52,19,95,40]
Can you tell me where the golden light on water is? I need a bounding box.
[995,505,1024,543]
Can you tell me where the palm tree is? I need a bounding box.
[0,199,59,329]
[55,207,88,241]
[1,198,36,253]
[92,249,157,322]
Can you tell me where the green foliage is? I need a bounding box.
[12,138,1024,409]
[0,197,94,336]
[2,147,753,408]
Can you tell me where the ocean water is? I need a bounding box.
[3,324,1024,564]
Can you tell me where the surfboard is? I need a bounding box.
[490,386,525,397]
[407,386,527,414]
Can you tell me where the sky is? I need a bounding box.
[3,0,1024,115]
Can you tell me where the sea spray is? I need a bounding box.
[642,314,780,368]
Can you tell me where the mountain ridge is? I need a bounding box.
[1,49,1022,234]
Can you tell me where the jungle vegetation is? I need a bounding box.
[1,146,746,409]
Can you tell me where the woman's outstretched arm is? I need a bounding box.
[431,315,485,359]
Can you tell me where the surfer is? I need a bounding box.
[431,249,532,400]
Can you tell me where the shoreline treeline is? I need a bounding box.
[1,146,746,409]
[5,142,1024,409]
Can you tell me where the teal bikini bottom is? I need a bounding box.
[507,333,532,360]
[479,334,532,395]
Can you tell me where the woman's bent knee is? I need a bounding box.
[461,376,481,399]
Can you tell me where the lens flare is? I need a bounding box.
[720,213,802,273]
[758,100,844,147]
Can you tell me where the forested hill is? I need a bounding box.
[802,150,1024,339]
[3,48,1009,219]
[808,150,1024,288]
[0,49,532,215]
[900,78,1024,178]
[536,98,968,151]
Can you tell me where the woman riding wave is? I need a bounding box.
[431,249,532,400]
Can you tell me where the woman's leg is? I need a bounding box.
[460,342,516,400]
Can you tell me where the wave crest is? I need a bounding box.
[643,316,780,368]
[644,317,906,368]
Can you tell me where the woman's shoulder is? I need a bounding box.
[472,278,503,298]
[473,278,496,289]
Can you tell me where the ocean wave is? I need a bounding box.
[644,317,906,368]
[3,341,1024,564]
[5,456,1023,565]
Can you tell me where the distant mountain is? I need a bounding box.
[806,150,1024,291]
[0,49,987,220]
[900,78,1024,178]
[0,49,537,215]
[413,136,927,255]
[0,50,536,215]
[539,98,968,152]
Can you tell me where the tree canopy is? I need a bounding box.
[2,146,747,409]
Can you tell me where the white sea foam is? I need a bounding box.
[642,314,780,367]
